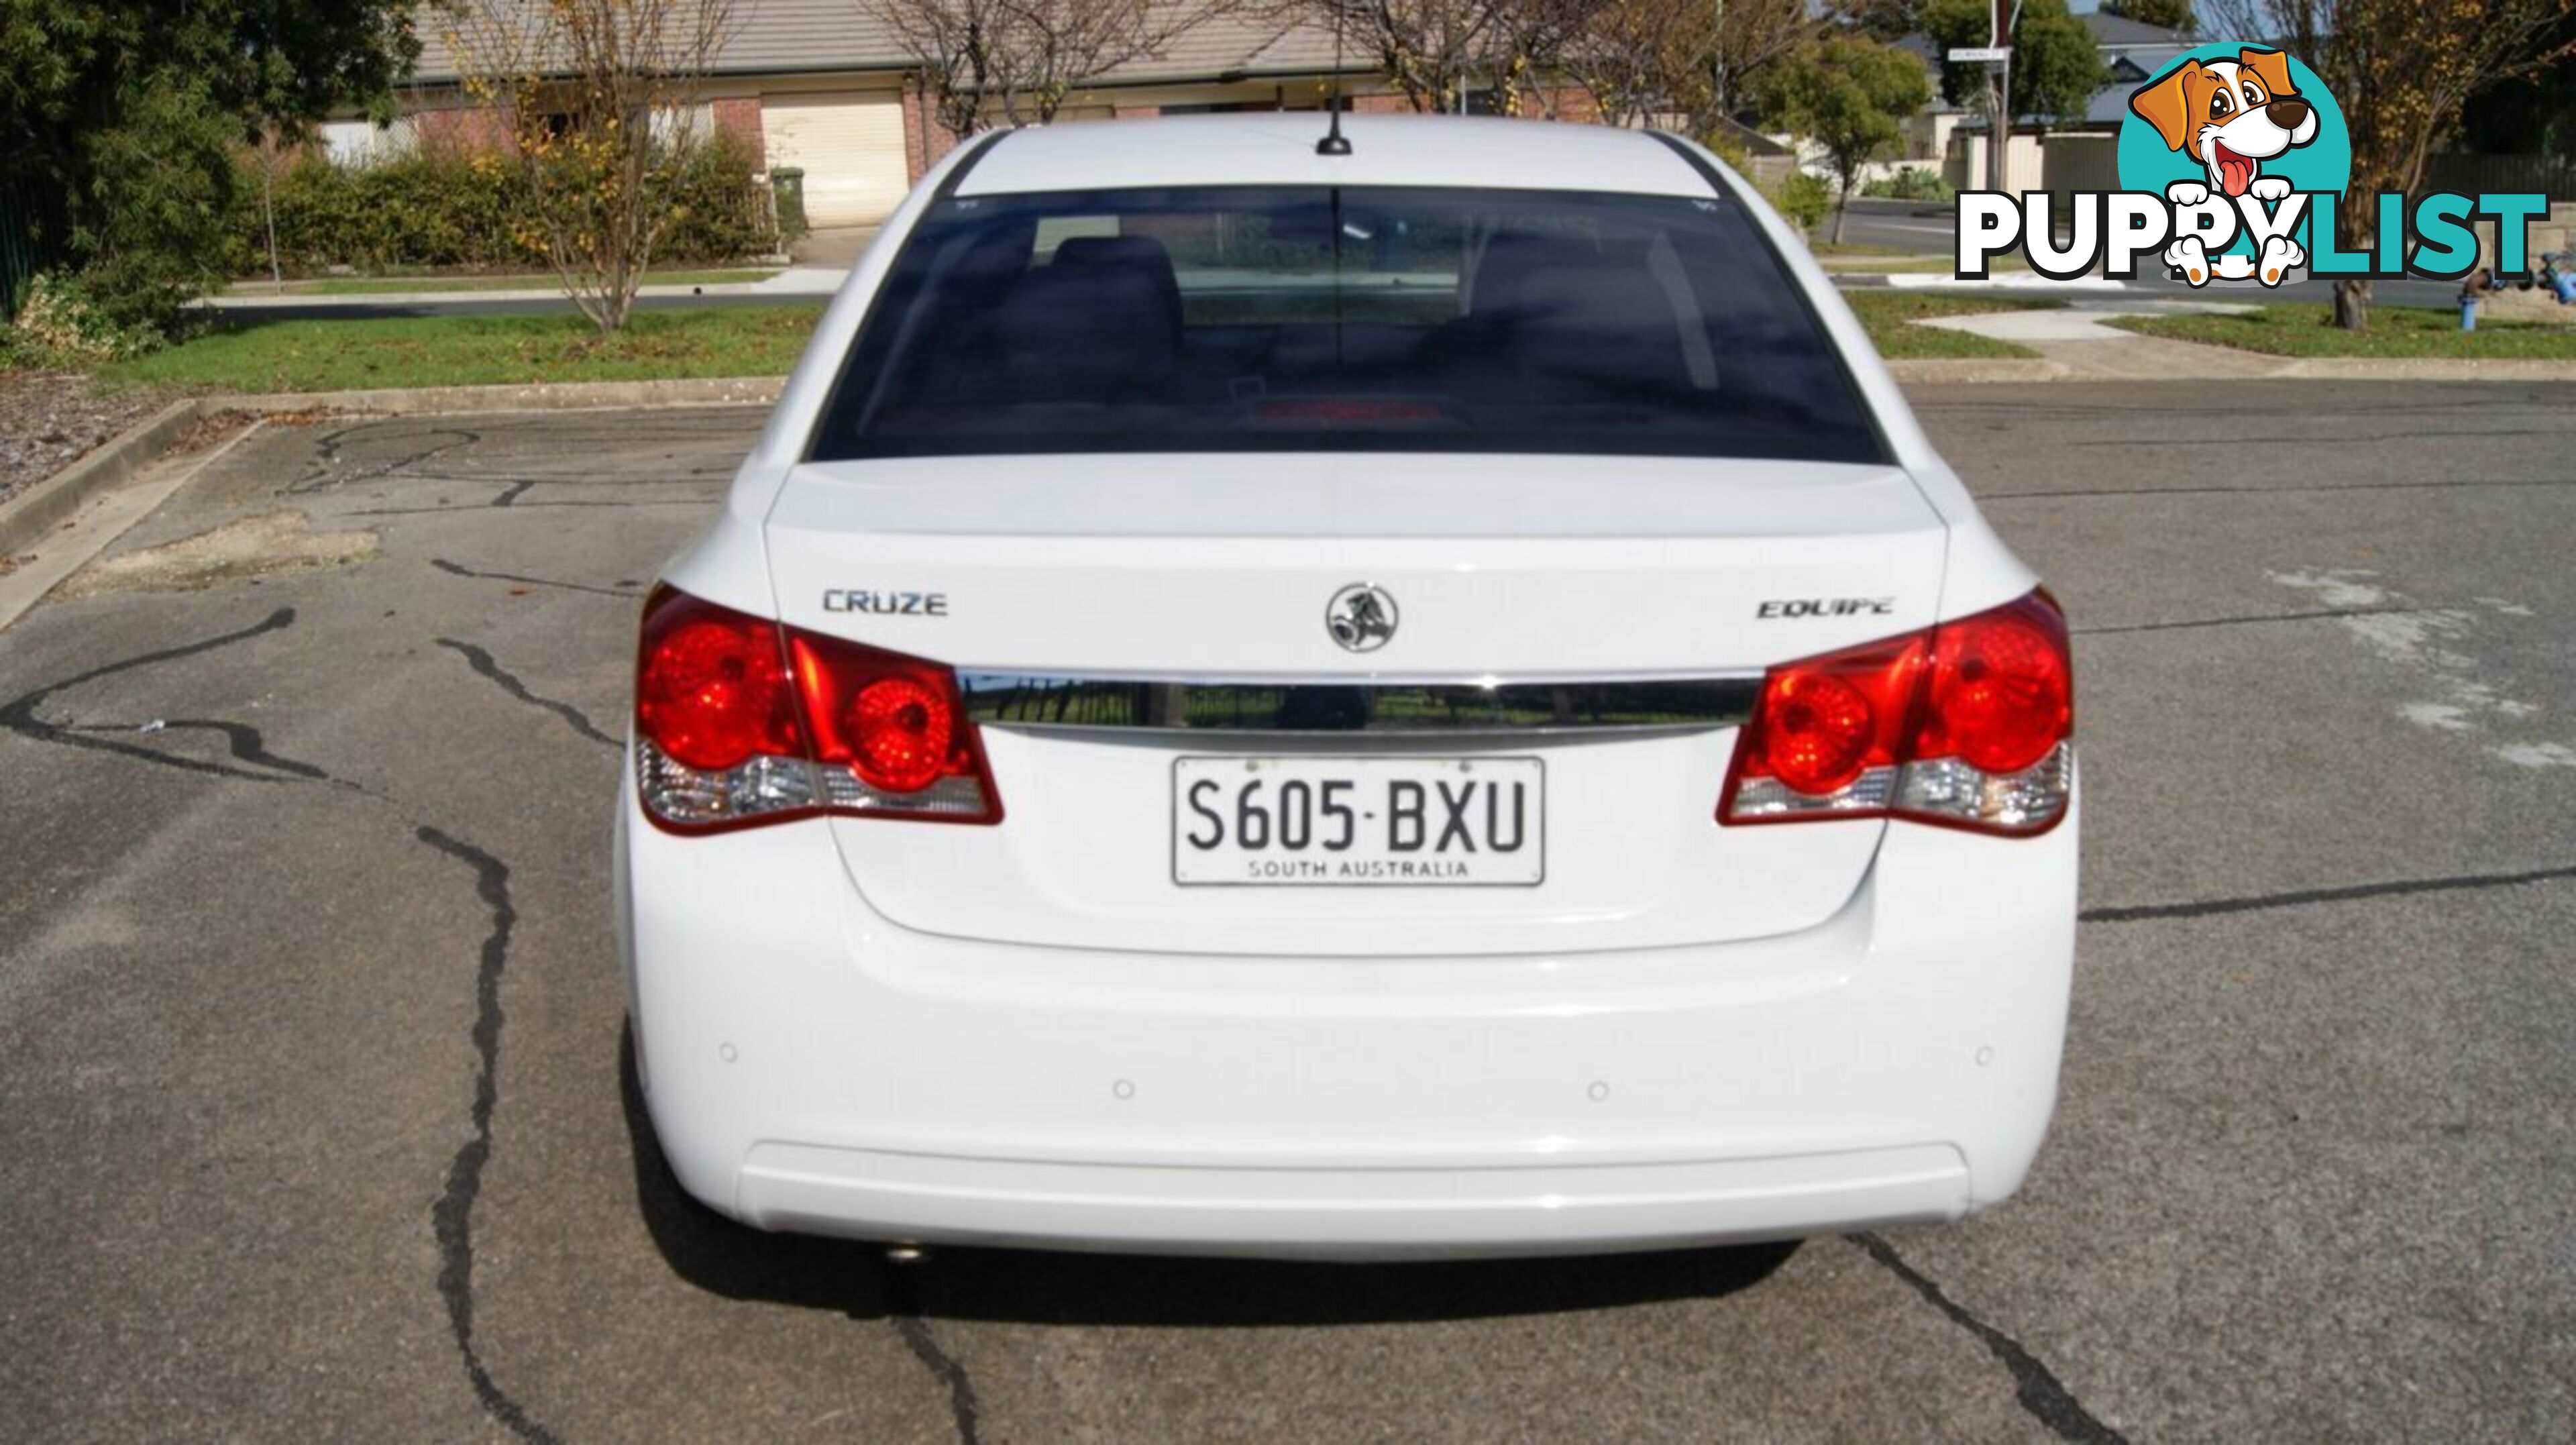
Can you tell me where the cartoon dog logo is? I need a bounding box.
[2129,48,2320,285]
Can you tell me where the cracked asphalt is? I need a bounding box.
[3,383,2572,1442]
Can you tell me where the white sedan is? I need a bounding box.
[616,113,2076,1260]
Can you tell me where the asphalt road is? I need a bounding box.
[5,383,2573,1441]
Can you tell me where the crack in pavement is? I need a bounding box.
[1922,396,2569,426]
[886,1269,983,1445]
[419,826,557,1445]
[430,557,641,601]
[2080,863,2576,924]
[66,718,330,779]
[2072,605,2431,638]
[349,498,706,518]
[436,638,621,749]
[1848,1233,2128,1444]
[398,470,736,489]
[2057,427,2574,449]
[2,610,557,1442]
[1981,476,2575,502]
[0,608,324,784]
[288,425,483,496]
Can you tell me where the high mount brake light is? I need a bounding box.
[1721,591,2072,836]
[633,586,1002,833]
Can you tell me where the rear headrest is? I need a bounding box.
[1505,262,1676,329]
[1466,246,1694,394]
[1052,235,1176,271]
[992,262,1179,402]
[1468,232,1603,317]
[1050,234,1184,339]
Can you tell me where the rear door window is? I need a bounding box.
[810,185,1884,465]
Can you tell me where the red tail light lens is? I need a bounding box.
[1721,590,2072,836]
[638,604,800,771]
[788,633,999,820]
[850,678,954,792]
[1752,637,1925,797]
[632,586,1000,833]
[1915,600,2072,775]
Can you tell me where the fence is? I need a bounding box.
[2426,154,2576,205]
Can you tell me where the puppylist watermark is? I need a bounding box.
[1953,44,2553,289]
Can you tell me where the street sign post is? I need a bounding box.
[1946,46,2011,62]
[1979,0,2029,193]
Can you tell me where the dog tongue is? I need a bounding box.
[2216,145,2254,197]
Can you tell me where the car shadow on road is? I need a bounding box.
[621,1030,1800,1326]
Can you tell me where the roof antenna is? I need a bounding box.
[1317,6,1352,156]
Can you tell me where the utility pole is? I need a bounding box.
[1984,0,2026,193]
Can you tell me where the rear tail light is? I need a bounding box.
[1721,591,2072,835]
[633,586,1001,833]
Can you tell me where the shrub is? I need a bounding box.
[1768,171,1833,233]
[1862,166,1953,203]
[1700,131,1758,175]
[248,144,524,272]
[236,127,778,277]
[1,272,164,366]
[660,129,781,264]
[1691,135,1832,235]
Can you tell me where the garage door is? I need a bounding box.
[761,96,909,227]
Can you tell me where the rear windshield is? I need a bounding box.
[808,184,1885,465]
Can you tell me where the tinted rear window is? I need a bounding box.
[810,185,1884,465]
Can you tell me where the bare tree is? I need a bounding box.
[2202,0,2575,329]
[865,0,1234,137]
[438,0,743,333]
[1479,0,1593,115]
[1303,0,1589,115]
[1558,0,1707,128]
[1558,0,1819,132]
[1701,0,1824,129]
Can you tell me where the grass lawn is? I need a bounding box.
[2108,303,2576,359]
[105,306,826,394]
[224,268,780,297]
[1845,292,2063,360]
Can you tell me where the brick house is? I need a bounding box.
[388,5,1404,229]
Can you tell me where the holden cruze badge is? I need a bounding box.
[1326,583,1397,653]
[823,589,948,616]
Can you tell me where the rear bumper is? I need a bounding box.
[615,772,2077,1261]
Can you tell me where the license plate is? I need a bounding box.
[1171,756,1544,886]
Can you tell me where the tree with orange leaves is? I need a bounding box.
[439,0,745,334]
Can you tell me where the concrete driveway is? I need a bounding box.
[3,384,2571,1441]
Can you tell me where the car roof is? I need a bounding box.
[954,113,1717,200]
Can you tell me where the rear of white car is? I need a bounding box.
[615,115,2076,1260]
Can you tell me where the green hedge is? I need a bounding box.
[1862,166,1953,203]
[237,129,777,276]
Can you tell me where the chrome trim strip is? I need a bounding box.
[960,674,1758,734]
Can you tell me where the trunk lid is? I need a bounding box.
[765,453,1946,956]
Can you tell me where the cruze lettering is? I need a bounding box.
[822,590,949,616]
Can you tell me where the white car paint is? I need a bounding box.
[619,115,2077,1260]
